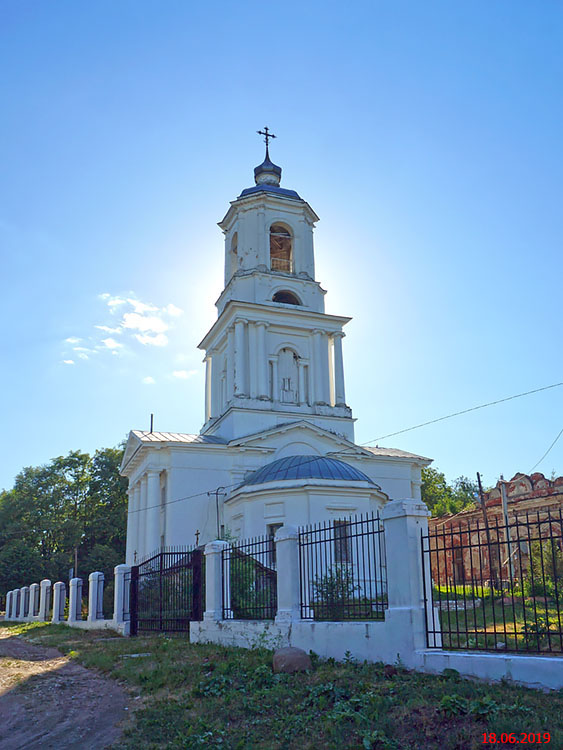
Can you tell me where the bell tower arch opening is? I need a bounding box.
[270,223,293,273]
[272,290,301,305]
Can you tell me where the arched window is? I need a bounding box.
[272,290,301,305]
[270,224,292,273]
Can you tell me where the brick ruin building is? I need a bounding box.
[427,472,563,586]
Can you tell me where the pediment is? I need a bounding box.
[227,421,374,459]
[120,431,143,475]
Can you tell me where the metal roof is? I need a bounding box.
[363,446,431,461]
[132,430,226,444]
[240,454,375,487]
[238,184,302,200]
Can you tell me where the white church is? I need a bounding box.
[121,131,431,564]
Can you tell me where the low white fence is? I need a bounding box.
[4,564,131,636]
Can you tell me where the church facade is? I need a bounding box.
[121,135,431,564]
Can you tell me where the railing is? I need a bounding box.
[422,509,563,652]
[222,537,277,620]
[299,513,388,621]
[270,257,292,273]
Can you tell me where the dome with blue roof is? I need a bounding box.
[240,455,375,487]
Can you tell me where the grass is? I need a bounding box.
[1,621,562,749]
[434,590,563,652]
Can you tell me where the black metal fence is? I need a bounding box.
[130,546,204,635]
[422,509,563,653]
[299,513,388,621]
[222,536,277,620]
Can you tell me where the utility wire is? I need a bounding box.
[361,381,563,445]
[529,426,563,473]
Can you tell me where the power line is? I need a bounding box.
[529,426,563,473]
[362,381,563,445]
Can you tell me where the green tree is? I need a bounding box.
[421,467,478,517]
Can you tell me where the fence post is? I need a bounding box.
[274,525,301,623]
[51,582,66,623]
[114,565,131,626]
[29,583,40,619]
[204,540,228,621]
[5,591,12,620]
[21,586,30,621]
[68,578,82,622]
[88,572,104,622]
[382,499,432,658]
[38,579,51,621]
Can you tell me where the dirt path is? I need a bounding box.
[0,629,128,749]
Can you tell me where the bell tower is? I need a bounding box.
[198,129,354,442]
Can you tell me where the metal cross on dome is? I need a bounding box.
[257,126,276,149]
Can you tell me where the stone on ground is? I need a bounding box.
[272,647,312,673]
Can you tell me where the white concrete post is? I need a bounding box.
[68,578,82,622]
[382,499,432,655]
[38,579,51,621]
[234,319,247,397]
[113,564,130,624]
[146,470,161,556]
[274,525,301,623]
[52,582,66,623]
[332,332,346,406]
[204,540,228,621]
[20,586,30,621]
[88,572,104,621]
[5,591,12,620]
[29,583,40,619]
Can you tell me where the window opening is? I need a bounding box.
[270,224,292,273]
[334,520,352,564]
[272,290,300,305]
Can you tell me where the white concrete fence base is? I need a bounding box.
[4,564,131,635]
[4,498,563,690]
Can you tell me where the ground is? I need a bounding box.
[0,626,128,749]
[0,621,561,749]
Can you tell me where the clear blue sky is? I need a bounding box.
[1,1,562,492]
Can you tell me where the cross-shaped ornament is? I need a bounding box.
[257,126,276,151]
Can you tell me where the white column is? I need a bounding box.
[249,322,259,398]
[226,326,235,400]
[145,470,161,557]
[88,572,104,621]
[256,321,269,399]
[204,355,212,421]
[204,540,228,621]
[298,362,306,405]
[382,499,436,655]
[234,319,247,397]
[125,487,136,566]
[52,582,66,623]
[113,564,131,627]
[131,483,141,564]
[312,329,330,405]
[38,579,51,620]
[274,526,301,623]
[271,358,279,401]
[29,583,40,619]
[332,332,346,406]
[210,353,221,417]
[139,474,148,560]
[68,578,82,622]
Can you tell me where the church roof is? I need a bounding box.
[131,430,227,444]
[240,454,376,487]
[363,445,431,461]
[238,184,302,200]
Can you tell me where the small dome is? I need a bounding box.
[241,454,375,487]
[254,149,282,186]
